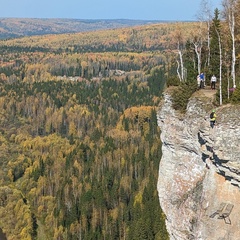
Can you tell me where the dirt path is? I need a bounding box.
[196,86,217,99]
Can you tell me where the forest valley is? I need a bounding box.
[1,2,240,238]
[0,25,169,240]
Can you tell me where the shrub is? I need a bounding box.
[171,80,197,112]
[166,76,180,87]
[230,86,240,104]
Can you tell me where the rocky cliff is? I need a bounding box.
[157,89,240,240]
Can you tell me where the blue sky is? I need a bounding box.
[1,0,222,21]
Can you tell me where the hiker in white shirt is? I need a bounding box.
[211,75,217,90]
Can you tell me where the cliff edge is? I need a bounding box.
[157,89,240,240]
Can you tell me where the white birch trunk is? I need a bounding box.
[207,20,211,67]
[179,48,184,81]
[176,40,184,82]
[176,60,181,81]
[224,0,237,87]
[217,31,222,105]
[230,10,236,87]
[198,0,212,67]
[227,68,230,100]
[193,43,202,74]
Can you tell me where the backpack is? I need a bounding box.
[210,112,214,119]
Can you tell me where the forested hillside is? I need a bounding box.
[1,7,240,236]
[0,18,164,39]
[0,22,200,52]
[0,22,188,240]
[0,78,166,240]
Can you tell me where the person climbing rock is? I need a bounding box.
[210,109,216,128]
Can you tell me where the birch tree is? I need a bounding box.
[215,28,223,105]
[222,0,237,88]
[174,28,185,81]
[198,0,213,68]
[190,26,204,75]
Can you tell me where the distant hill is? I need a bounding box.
[0,18,167,39]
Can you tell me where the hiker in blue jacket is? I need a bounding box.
[200,72,205,89]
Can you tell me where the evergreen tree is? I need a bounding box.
[209,8,221,77]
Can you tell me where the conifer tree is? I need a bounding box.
[210,8,221,76]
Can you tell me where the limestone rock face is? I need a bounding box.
[157,91,240,240]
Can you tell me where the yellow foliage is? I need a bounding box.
[91,208,100,230]
[109,207,119,221]
[69,121,77,135]
[38,205,44,215]
[28,187,37,199]
[7,170,14,182]
[120,157,125,168]
[73,160,82,176]
[134,191,143,207]
[122,106,154,119]
[107,128,128,141]
[70,221,81,237]
[15,133,31,144]
[120,176,131,191]
[118,33,127,43]
[116,106,155,136]
[0,188,33,240]
[53,225,65,240]
[14,199,24,214]
[20,227,32,240]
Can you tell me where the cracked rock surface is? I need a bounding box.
[157,90,240,240]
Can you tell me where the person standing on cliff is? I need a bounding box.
[197,75,201,89]
[210,109,216,128]
[211,75,217,90]
[200,72,205,89]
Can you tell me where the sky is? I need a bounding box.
[1,0,222,21]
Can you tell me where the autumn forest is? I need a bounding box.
[1,2,240,238]
[0,22,176,240]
